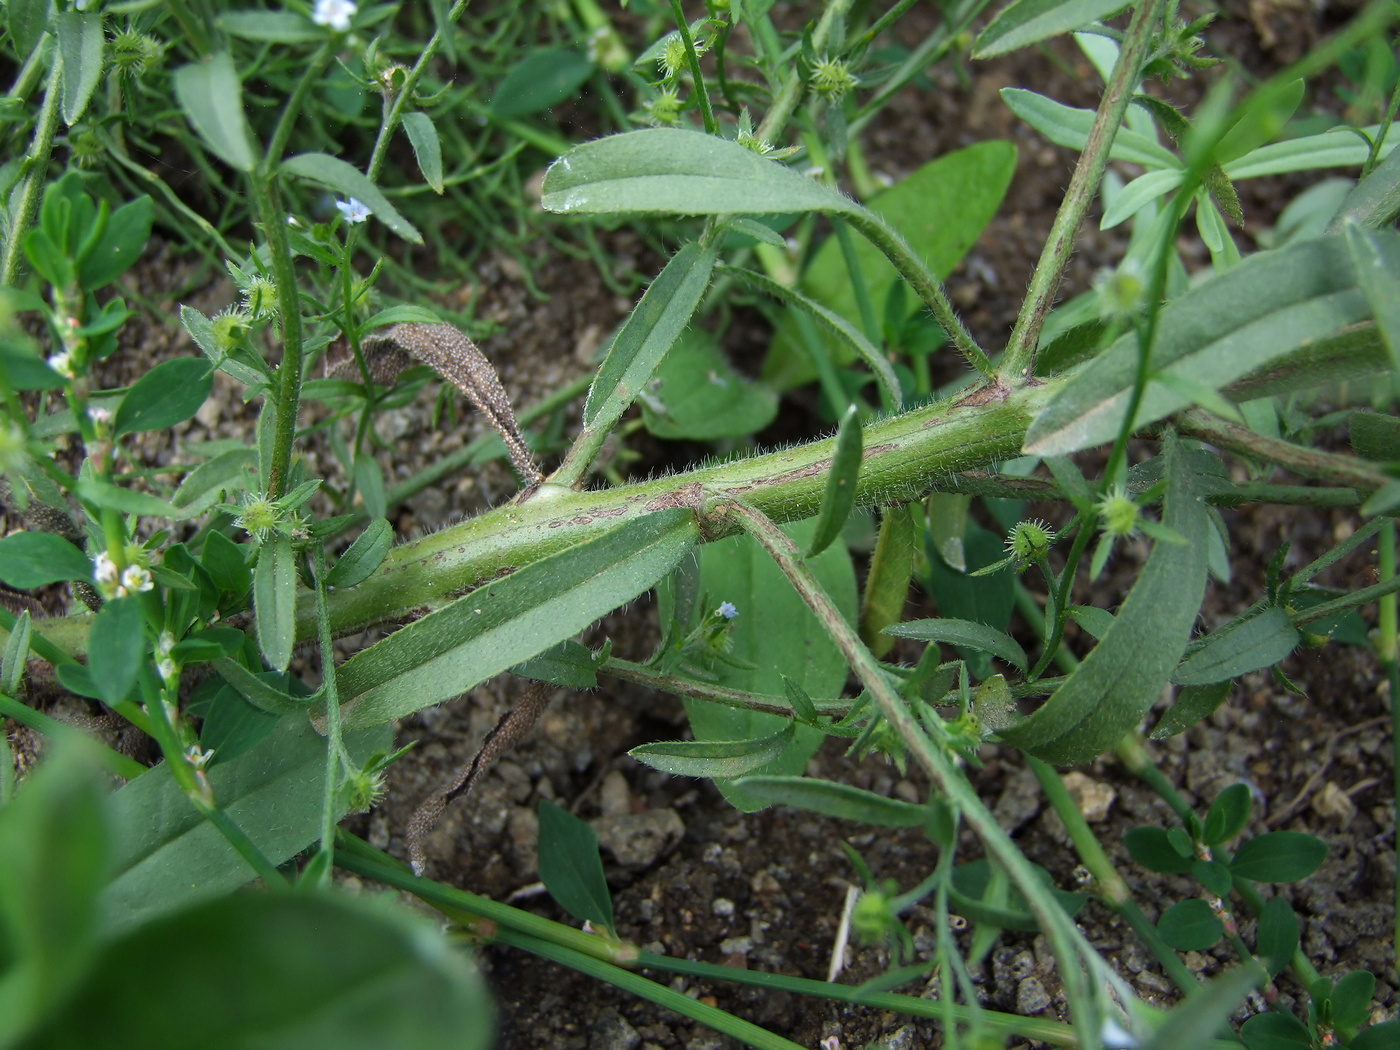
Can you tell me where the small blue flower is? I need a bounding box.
[336,197,370,224]
[717,601,738,620]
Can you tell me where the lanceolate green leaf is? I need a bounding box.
[731,775,930,827]
[324,518,394,589]
[1001,88,1180,169]
[583,241,718,432]
[400,112,444,194]
[55,9,104,125]
[172,53,256,172]
[0,532,93,589]
[537,798,614,934]
[806,404,862,559]
[253,534,296,673]
[1343,221,1400,370]
[1172,606,1298,686]
[335,510,698,730]
[999,437,1208,763]
[974,0,1132,59]
[88,597,144,708]
[103,717,390,930]
[280,153,423,243]
[884,617,1029,672]
[631,723,795,779]
[1024,234,1386,457]
[541,128,858,217]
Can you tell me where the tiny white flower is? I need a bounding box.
[717,601,738,620]
[156,631,176,657]
[93,552,119,596]
[311,0,357,33]
[46,350,75,379]
[335,196,371,224]
[87,406,112,424]
[157,656,178,682]
[185,743,215,771]
[120,564,153,594]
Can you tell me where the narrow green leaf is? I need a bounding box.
[1362,479,1400,516]
[220,10,325,42]
[172,449,257,514]
[253,534,295,672]
[1102,168,1185,229]
[1025,234,1382,457]
[1343,221,1400,370]
[1065,604,1115,640]
[103,717,389,930]
[631,723,795,779]
[75,477,187,521]
[537,798,614,933]
[113,358,213,437]
[1203,783,1251,846]
[1142,964,1264,1050]
[1,610,31,696]
[1350,410,1400,461]
[88,597,145,707]
[999,437,1208,763]
[353,453,387,521]
[1152,371,1246,424]
[1001,88,1181,168]
[1157,898,1224,951]
[1254,896,1299,978]
[78,195,152,291]
[884,616,1028,672]
[56,10,104,125]
[172,53,256,172]
[1329,143,1400,231]
[974,0,1132,59]
[324,518,393,589]
[490,48,594,119]
[542,128,859,218]
[280,153,422,243]
[1225,125,1396,181]
[5,0,49,58]
[1229,831,1327,883]
[336,510,698,730]
[1173,607,1299,687]
[1151,680,1231,739]
[806,404,862,558]
[211,657,305,717]
[400,112,444,193]
[0,532,93,588]
[583,241,717,432]
[730,775,929,827]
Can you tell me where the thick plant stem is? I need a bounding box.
[713,497,1123,1039]
[250,171,306,499]
[1177,409,1392,491]
[2,54,60,287]
[1000,0,1164,379]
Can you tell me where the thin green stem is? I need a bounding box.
[2,55,61,287]
[668,0,716,135]
[841,210,992,377]
[1177,410,1392,492]
[0,690,146,780]
[312,542,345,873]
[262,42,335,170]
[196,802,289,887]
[250,171,306,499]
[1027,755,1201,993]
[1001,0,1164,379]
[1291,575,1400,627]
[712,497,1125,1037]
